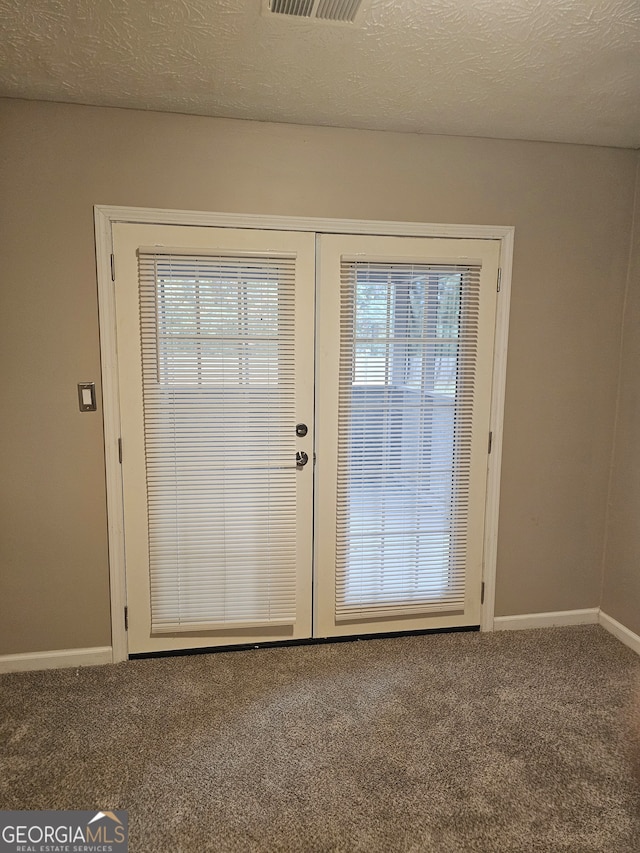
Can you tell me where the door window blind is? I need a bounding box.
[138,252,298,633]
[335,261,481,620]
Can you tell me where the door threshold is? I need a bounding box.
[128,624,480,660]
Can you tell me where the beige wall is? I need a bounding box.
[601,156,640,635]
[0,98,637,655]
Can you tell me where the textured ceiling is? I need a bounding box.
[0,0,639,148]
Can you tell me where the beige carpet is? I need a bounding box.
[1,625,640,852]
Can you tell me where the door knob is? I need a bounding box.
[296,451,309,467]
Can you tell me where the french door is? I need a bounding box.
[112,224,499,654]
[315,235,499,636]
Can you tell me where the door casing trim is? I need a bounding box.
[94,205,514,662]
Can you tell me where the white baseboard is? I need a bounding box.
[0,646,113,674]
[493,608,600,631]
[599,611,640,656]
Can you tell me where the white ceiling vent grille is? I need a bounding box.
[265,0,362,23]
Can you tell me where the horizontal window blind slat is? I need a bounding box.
[151,618,294,634]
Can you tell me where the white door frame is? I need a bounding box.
[95,205,514,662]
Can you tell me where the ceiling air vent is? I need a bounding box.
[265,0,363,23]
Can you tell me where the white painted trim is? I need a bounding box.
[599,611,640,656]
[95,207,129,663]
[0,647,113,674]
[480,228,513,632]
[95,205,515,656]
[493,608,600,631]
[94,206,515,240]
[493,607,600,631]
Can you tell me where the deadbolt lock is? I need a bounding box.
[296,423,308,437]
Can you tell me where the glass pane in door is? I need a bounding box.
[335,261,481,620]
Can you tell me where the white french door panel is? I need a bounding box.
[314,235,500,637]
[113,224,315,654]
